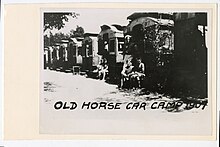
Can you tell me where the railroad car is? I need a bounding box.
[171,13,207,96]
[97,25,125,82]
[124,12,174,90]
[82,33,100,72]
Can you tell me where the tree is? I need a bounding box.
[69,25,85,37]
[53,32,68,43]
[44,32,70,48]
[44,12,79,31]
[75,26,85,37]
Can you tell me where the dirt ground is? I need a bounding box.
[40,70,212,136]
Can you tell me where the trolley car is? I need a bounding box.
[172,13,207,96]
[82,33,100,71]
[68,37,83,65]
[124,12,174,90]
[97,24,125,82]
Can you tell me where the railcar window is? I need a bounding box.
[87,43,93,56]
[72,46,76,55]
[103,34,108,41]
[104,42,109,51]
[59,46,64,59]
[78,47,82,56]
[109,40,115,52]
[118,42,124,52]
[69,43,74,57]
[118,37,124,52]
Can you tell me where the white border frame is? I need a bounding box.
[1,0,219,147]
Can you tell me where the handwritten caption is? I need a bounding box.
[53,101,208,110]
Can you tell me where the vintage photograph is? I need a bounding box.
[40,9,211,136]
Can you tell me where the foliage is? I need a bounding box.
[144,25,173,54]
[44,12,79,31]
[44,32,70,47]
[69,25,85,37]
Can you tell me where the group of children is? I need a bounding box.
[120,57,145,89]
[94,57,145,89]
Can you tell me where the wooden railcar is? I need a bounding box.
[172,13,207,96]
[67,37,83,71]
[44,47,51,69]
[97,25,125,82]
[56,40,69,71]
[44,46,59,69]
[124,12,174,90]
[82,33,100,71]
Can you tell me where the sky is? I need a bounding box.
[46,8,150,35]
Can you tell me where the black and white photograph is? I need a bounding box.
[40,9,212,136]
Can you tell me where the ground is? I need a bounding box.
[40,70,212,135]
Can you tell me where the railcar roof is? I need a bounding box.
[84,33,98,37]
[100,24,123,33]
[127,12,173,21]
[69,38,83,45]
[149,17,174,26]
